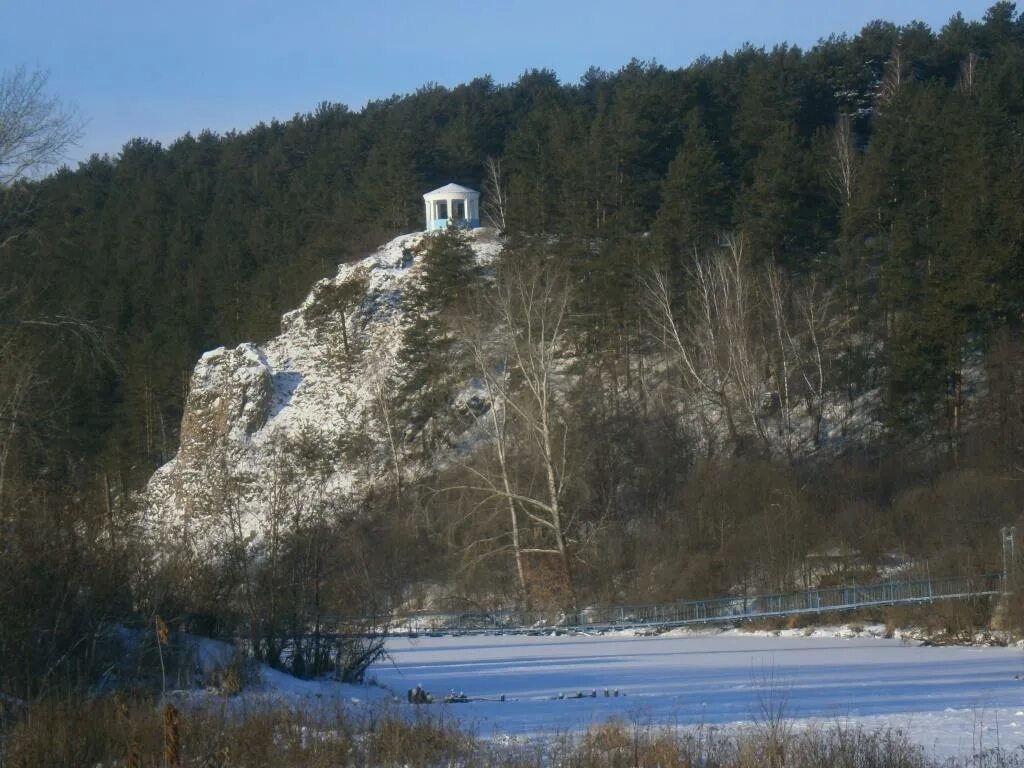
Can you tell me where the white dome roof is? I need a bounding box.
[423,182,480,200]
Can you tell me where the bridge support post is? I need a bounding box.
[1002,526,1017,594]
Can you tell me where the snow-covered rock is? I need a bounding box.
[142,228,503,554]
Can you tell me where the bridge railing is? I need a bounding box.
[376,573,1003,636]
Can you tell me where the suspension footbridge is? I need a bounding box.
[386,573,1006,636]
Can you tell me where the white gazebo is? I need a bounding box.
[423,183,480,231]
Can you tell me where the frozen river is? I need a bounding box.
[370,628,1024,759]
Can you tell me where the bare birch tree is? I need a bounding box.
[453,304,528,599]
[458,357,525,591]
[647,235,844,456]
[958,52,980,97]
[495,258,578,606]
[764,263,795,444]
[481,156,508,232]
[791,279,843,445]
[0,66,81,186]
[763,265,843,450]
[366,348,405,503]
[876,47,908,108]
[449,253,579,608]
[645,236,768,452]
[825,114,858,208]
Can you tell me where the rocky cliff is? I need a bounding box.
[142,229,503,556]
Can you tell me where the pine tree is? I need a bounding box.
[735,121,827,269]
[652,110,731,273]
[397,228,479,439]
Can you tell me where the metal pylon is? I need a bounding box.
[1001,526,1017,593]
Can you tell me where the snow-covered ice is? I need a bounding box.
[369,629,1024,760]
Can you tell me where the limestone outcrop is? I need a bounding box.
[141,229,503,555]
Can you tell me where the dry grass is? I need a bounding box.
[0,694,489,768]
[3,693,1023,767]
[561,720,1000,768]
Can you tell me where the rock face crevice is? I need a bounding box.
[142,230,503,554]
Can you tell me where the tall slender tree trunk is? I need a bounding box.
[492,407,528,601]
[540,409,575,610]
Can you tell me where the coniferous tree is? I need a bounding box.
[653,110,731,274]
[736,121,828,269]
[398,227,479,439]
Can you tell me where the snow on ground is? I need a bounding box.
[368,629,1024,760]
[172,635,392,712]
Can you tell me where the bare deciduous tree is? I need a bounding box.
[876,47,908,108]
[449,254,580,608]
[0,69,85,517]
[958,52,980,97]
[453,304,528,599]
[494,259,578,606]
[366,348,405,503]
[481,156,508,232]
[824,114,857,208]
[792,279,843,446]
[763,265,843,450]
[645,236,768,452]
[764,263,794,441]
[647,236,842,456]
[0,66,81,185]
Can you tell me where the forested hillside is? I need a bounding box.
[3,4,1024,697]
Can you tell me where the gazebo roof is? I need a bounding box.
[423,182,480,200]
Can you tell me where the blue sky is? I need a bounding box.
[0,1,999,163]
